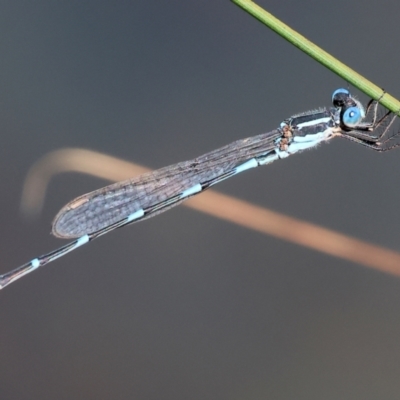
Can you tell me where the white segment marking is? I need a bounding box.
[296,116,331,129]
[287,141,319,152]
[75,234,90,247]
[127,209,145,222]
[234,158,258,174]
[181,183,202,198]
[292,129,332,143]
[288,128,334,153]
[276,149,290,159]
[258,152,279,165]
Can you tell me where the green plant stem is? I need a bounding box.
[231,0,400,114]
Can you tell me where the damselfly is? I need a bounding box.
[1,88,398,290]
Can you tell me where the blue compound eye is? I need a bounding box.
[342,106,363,128]
[332,88,351,108]
[332,88,350,98]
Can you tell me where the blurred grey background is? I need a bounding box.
[1,1,400,399]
